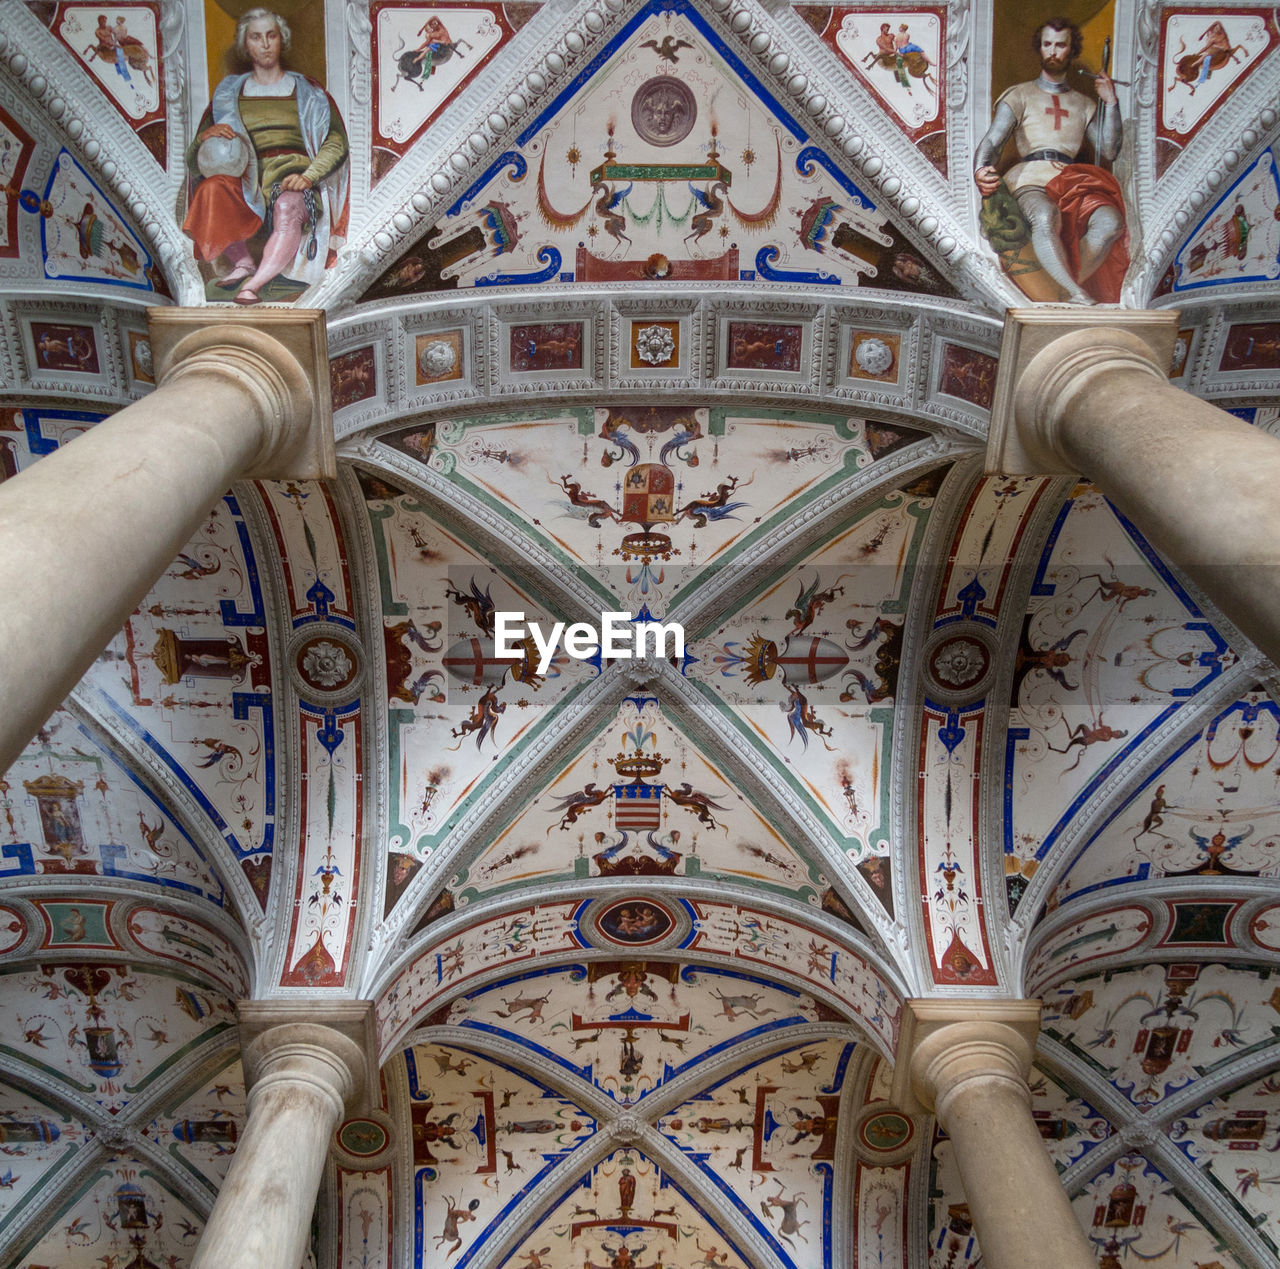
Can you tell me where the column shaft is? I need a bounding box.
[932,1061,1094,1269]
[0,371,267,771]
[1013,323,1280,666]
[902,1009,1095,1269]
[191,1024,364,1269]
[0,311,325,775]
[1052,368,1280,663]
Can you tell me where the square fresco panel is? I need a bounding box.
[128,330,155,383]
[938,343,996,409]
[1220,321,1280,371]
[39,900,114,949]
[725,321,803,373]
[848,331,901,382]
[630,319,680,369]
[1169,327,1194,379]
[509,322,584,373]
[330,346,378,409]
[31,322,100,374]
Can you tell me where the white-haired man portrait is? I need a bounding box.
[183,7,349,304]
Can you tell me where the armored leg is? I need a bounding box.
[1015,187,1093,305]
[1076,205,1124,285]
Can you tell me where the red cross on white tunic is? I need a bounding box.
[1044,95,1070,130]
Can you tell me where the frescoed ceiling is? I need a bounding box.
[0,0,1279,1265]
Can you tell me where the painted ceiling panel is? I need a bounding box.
[375,900,900,1060]
[1028,1063,1114,1174]
[142,1055,245,1198]
[440,962,826,1104]
[1042,963,1280,1108]
[1025,905,1155,996]
[1153,9,1280,181]
[0,961,234,1115]
[370,2,543,185]
[656,1039,853,1269]
[493,1147,757,1269]
[374,408,918,611]
[361,1,954,298]
[12,1155,205,1269]
[1170,1069,1280,1254]
[1050,686,1280,907]
[459,696,827,904]
[353,469,598,900]
[78,488,274,903]
[1006,485,1238,899]
[0,1083,83,1242]
[2,0,1280,1264]
[684,479,934,865]
[2,706,225,906]
[1162,146,1280,297]
[396,1041,596,1267]
[1071,1153,1247,1267]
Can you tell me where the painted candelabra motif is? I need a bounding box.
[499,1150,755,1269]
[1074,1154,1239,1266]
[442,962,820,1104]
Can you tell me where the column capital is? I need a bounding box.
[237,1000,376,1113]
[985,307,1179,475]
[147,308,335,481]
[890,998,1042,1118]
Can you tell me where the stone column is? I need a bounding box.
[0,309,333,776]
[191,1002,373,1269]
[893,1000,1095,1269]
[987,307,1280,667]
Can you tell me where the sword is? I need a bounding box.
[1076,36,1130,84]
[1074,67,1130,85]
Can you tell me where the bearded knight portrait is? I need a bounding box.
[974,16,1129,305]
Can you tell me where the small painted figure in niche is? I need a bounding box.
[183,7,349,305]
[974,17,1127,304]
[617,1166,636,1216]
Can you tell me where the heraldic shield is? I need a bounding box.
[621,463,676,525]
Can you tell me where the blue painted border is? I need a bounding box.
[40,149,155,291]
[1172,148,1280,293]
